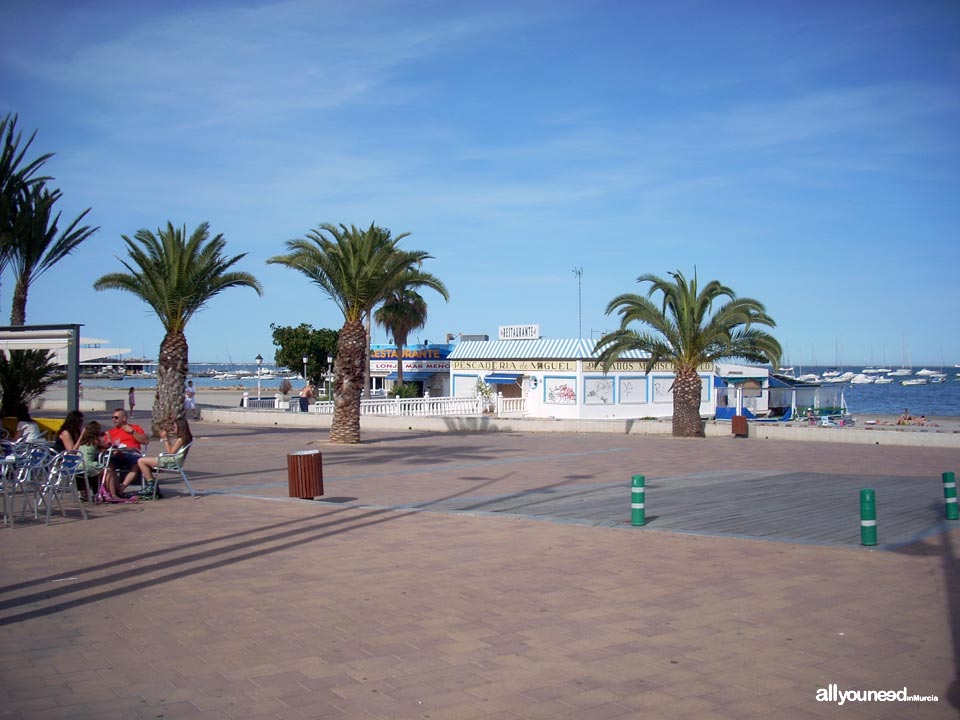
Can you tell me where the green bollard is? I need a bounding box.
[943,472,959,521]
[860,488,877,546]
[631,475,645,526]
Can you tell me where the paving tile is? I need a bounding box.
[1,422,958,719]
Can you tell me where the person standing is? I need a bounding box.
[185,380,198,419]
[128,386,136,417]
[298,383,315,412]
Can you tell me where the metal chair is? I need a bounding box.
[148,441,196,499]
[38,452,88,524]
[12,445,56,521]
[1,454,16,527]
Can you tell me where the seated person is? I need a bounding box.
[55,410,84,451]
[13,404,44,442]
[106,409,149,493]
[137,418,193,498]
[897,408,913,425]
[77,421,135,502]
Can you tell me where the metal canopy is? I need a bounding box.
[0,324,82,411]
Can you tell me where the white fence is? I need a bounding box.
[243,393,527,418]
[496,395,526,417]
[307,393,526,418]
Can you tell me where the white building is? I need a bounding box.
[449,338,731,420]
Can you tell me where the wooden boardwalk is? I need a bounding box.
[402,469,954,550]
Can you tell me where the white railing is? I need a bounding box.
[496,395,526,416]
[242,394,284,410]
[253,393,527,418]
[312,395,493,417]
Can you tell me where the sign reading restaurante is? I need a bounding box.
[498,324,540,341]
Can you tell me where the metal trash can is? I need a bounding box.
[287,450,324,499]
[731,414,748,438]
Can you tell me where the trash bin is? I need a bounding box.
[731,414,748,438]
[287,450,324,499]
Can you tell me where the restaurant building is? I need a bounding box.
[370,342,454,396]
[447,326,723,420]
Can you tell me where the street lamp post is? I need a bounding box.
[327,355,334,399]
[255,353,263,399]
[302,355,309,385]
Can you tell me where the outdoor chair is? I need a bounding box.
[38,452,88,524]
[146,441,195,499]
[12,445,56,521]
[1,454,16,527]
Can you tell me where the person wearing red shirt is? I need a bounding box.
[106,409,149,493]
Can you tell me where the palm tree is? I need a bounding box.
[597,269,780,437]
[268,222,445,444]
[0,113,53,284]
[95,222,262,434]
[8,183,98,325]
[375,271,450,388]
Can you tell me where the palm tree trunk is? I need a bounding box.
[396,341,404,386]
[330,319,366,444]
[672,367,704,437]
[155,330,189,437]
[9,279,26,325]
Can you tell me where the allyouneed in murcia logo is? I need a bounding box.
[816,684,939,706]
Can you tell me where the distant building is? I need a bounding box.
[369,343,454,396]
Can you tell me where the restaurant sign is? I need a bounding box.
[371,359,450,372]
[498,324,540,341]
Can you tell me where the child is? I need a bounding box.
[78,421,137,504]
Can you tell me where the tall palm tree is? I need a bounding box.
[268,222,445,444]
[597,269,780,437]
[0,113,53,286]
[95,222,262,434]
[375,270,450,388]
[8,183,98,325]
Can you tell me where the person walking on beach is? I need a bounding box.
[185,380,198,419]
[128,386,136,417]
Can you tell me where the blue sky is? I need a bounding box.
[1,0,958,367]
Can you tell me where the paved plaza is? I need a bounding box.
[1,418,959,718]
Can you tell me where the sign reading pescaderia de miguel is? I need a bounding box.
[498,324,540,341]
[452,359,577,372]
[453,359,713,373]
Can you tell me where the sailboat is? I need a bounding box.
[889,343,912,375]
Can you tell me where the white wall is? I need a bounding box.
[451,369,717,420]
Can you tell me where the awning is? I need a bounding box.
[386,372,432,381]
[484,373,522,385]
